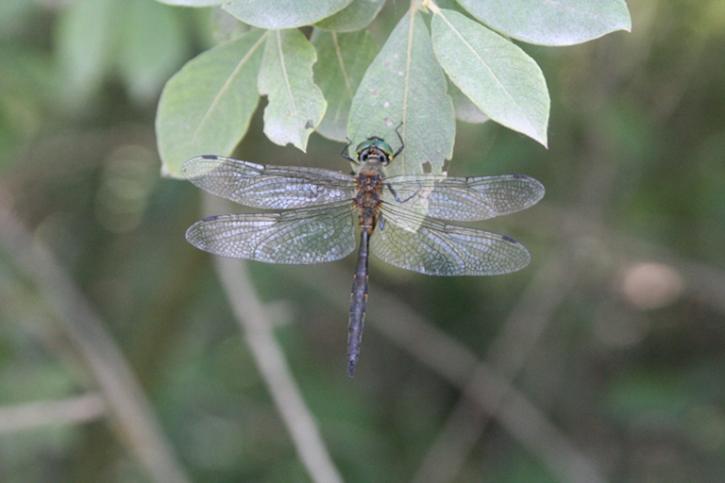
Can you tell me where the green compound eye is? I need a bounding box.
[355,137,394,159]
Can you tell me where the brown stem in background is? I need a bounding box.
[205,194,344,483]
[0,203,192,483]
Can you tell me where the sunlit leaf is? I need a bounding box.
[456,0,631,46]
[223,0,353,29]
[156,30,266,178]
[311,29,378,142]
[449,82,489,124]
[118,0,188,104]
[258,29,327,151]
[208,6,253,44]
[431,9,549,146]
[348,11,455,176]
[156,0,222,5]
[316,0,386,32]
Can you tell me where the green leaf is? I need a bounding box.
[55,0,118,107]
[258,29,327,151]
[449,82,489,124]
[431,9,549,146]
[456,0,632,46]
[0,0,34,38]
[315,0,386,32]
[208,6,254,44]
[157,0,221,5]
[117,0,188,104]
[156,30,266,178]
[348,11,455,176]
[311,29,378,142]
[223,0,354,29]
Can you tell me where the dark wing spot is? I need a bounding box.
[512,174,528,179]
[502,235,519,244]
[201,215,222,222]
[201,155,218,159]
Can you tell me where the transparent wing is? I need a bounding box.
[183,155,357,210]
[384,174,545,221]
[371,203,531,276]
[186,202,357,264]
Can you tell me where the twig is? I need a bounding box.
[0,393,105,433]
[535,204,725,316]
[411,252,578,483]
[205,194,343,483]
[283,262,607,483]
[373,269,606,483]
[0,203,192,483]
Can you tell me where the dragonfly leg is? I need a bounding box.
[384,182,419,204]
[386,183,403,203]
[392,122,405,159]
[341,138,358,164]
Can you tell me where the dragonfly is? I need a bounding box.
[183,129,545,378]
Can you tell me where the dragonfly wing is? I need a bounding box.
[183,155,357,209]
[186,203,357,264]
[372,203,531,276]
[384,174,544,221]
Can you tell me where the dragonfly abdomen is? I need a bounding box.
[348,229,371,378]
[347,168,385,378]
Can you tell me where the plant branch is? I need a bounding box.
[411,252,579,483]
[205,194,343,483]
[0,393,105,433]
[0,202,192,483]
[283,262,607,483]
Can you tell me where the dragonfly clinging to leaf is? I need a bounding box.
[183,128,545,378]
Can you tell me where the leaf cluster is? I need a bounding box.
[156,0,631,177]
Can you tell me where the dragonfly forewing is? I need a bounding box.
[186,203,357,264]
[384,174,545,222]
[371,203,531,276]
[183,155,357,210]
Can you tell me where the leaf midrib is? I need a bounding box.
[193,31,268,142]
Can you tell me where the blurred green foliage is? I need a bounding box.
[0,1,724,483]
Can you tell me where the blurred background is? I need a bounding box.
[1,0,724,482]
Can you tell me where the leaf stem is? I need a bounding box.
[420,0,440,15]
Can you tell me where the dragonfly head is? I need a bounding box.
[355,137,394,167]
